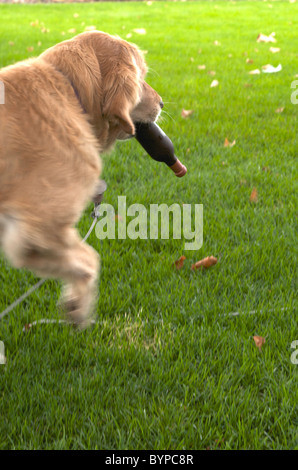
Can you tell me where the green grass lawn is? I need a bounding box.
[0,0,297,450]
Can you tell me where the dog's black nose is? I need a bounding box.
[160,101,164,109]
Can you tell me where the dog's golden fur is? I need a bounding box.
[0,31,162,327]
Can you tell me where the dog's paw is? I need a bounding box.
[59,294,94,330]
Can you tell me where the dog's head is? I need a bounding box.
[40,31,163,143]
[75,32,163,138]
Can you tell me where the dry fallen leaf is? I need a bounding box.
[181,109,194,118]
[224,138,236,147]
[197,64,206,70]
[253,336,266,351]
[215,438,224,448]
[133,28,146,35]
[174,255,186,270]
[275,107,284,113]
[257,32,276,43]
[262,63,282,73]
[27,46,34,52]
[249,187,258,203]
[262,166,271,173]
[210,79,219,88]
[269,47,280,53]
[249,69,261,75]
[191,256,218,271]
[246,58,254,64]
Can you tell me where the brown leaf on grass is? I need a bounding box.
[210,79,219,88]
[249,187,258,203]
[253,335,266,351]
[275,107,284,113]
[174,255,186,270]
[224,137,236,147]
[27,46,34,52]
[181,109,194,118]
[262,63,282,73]
[133,28,146,35]
[249,69,261,75]
[215,438,224,448]
[246,58,254,64]
[191,256,217,271]
[262,166,271,173]
[269,47,280,53]
[257,32,276,43]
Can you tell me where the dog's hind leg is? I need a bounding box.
[2,219,100,328]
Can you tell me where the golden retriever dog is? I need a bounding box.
[0,31,163,327]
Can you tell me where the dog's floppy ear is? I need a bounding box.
[102,67,138,135]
